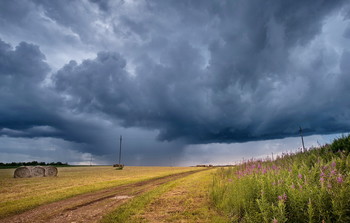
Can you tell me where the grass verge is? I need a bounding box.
[211,135,350,222]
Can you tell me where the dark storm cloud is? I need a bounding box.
[0,39,129,155]
[0,39,56,131]
[51,0,350,143]
[1,0,350,151]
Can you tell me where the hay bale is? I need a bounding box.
[14,166,58,178]
[43,166,58,177]
[28,166,45,177]
[14,166,31,178]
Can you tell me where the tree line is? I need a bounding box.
[0,161,69,167]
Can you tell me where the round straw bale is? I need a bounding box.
[43,166,58,177]
[14,166,31,178]
[28,166,45,177]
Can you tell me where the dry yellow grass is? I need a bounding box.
[0,166,201,219]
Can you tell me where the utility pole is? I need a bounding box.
[90,154,92,166]
[299,126,305,152]
[119,135,122,164]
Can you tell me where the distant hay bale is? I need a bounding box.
[43,166,58,177]
[113,164,124,170]
[27,166,45,177]
[14,166,58,178]
[14,166,31,178]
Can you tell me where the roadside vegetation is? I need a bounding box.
[0,166,201,219]
[211,135,350,222]
[103,169,228,223]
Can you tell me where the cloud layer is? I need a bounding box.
[1,0,350,164]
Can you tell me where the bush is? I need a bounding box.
[330,134,350,153]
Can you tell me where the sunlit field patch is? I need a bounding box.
[0,166,201,219]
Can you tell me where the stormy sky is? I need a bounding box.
[1,0,350,165]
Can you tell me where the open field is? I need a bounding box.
[0,166,203,219]
[4,137,349,222]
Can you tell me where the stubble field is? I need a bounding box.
[0,166,201,218]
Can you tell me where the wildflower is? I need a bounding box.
[327,183,332,189]
[298,173,303,179]
[337,175,344,184]
[331,161,336,168]
[320,177,325,183]
[320,171,325,177]
[291,184,295,189]
[273,218,278,223]
[228,178,233,182]
[330,169,336,176]
[278,193,287,202]
[299,184,303,189]
[283,193,288,200]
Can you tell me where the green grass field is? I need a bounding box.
[0,166,201,219]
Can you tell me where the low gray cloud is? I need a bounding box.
[1,0,350,165]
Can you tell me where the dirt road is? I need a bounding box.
[0,169,205,223]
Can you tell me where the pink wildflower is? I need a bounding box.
[331,161,336,168]
[273,218,278,223]
[337,175,344,184]
[291,184,295,189]
[278,193,287,202]
[298,173,303,179]
[330,169,336,176]
[228,178,233,182]
[320,177,325,183]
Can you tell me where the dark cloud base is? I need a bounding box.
[1,0,350,158]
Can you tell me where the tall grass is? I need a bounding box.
[211,135,350,223]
